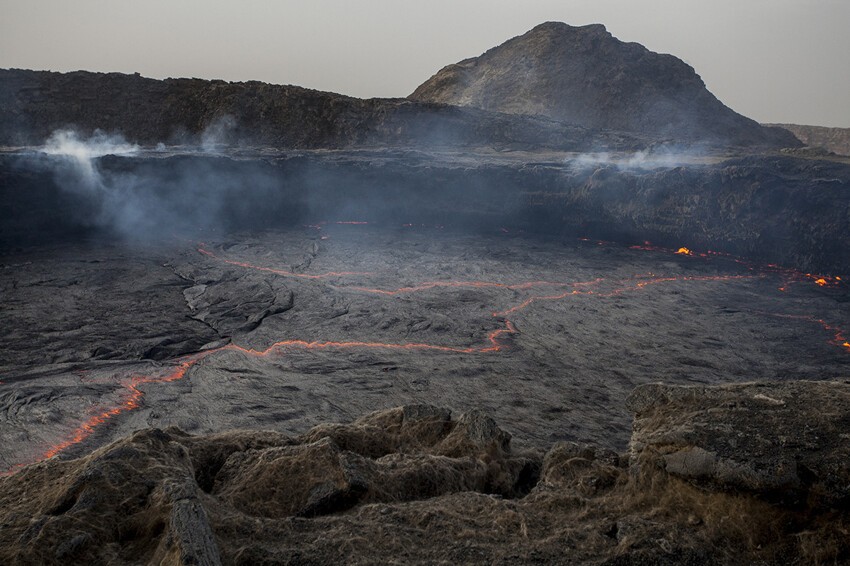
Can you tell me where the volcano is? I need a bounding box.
[410,22,798,147]
[1,21,849,566]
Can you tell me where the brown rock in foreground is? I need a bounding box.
[1,381,848,565]
[628,380,850,507]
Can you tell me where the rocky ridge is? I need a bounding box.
[411,22,798,148]
[0,22,803,151]
[768,123,850,157]
[1,380,847,565]
[4,150,848,273]
[0,68,645,152]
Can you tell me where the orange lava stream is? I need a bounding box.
[14,238,847,474]
[762,312,850,352]
[631,241,847,292]
[197,245,371,279]
[345,279,597,296]
[29,316,520,468]
[40,357,207,460]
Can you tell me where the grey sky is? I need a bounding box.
[1,0,848,127]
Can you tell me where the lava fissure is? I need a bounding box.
[756,311,850,352]
[197,244,371,279]
[41,357,205,460]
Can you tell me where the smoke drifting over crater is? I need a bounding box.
[43,130,139,163]
[566,147,702,172]
[29,128,288,243]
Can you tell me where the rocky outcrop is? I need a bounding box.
[768,123,850,156]
[0,405,539,564]
[411,22,799,148]
[2,382,848,565]
[627,381,850,508]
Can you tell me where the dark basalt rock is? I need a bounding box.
[0,68,647,152]
[767,123,850,156]
[411,22,799,148]
[3,150,847,273]
[627,380,850,508]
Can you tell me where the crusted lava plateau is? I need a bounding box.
[3,221,847,466]
[2,223,849,563]
[2,19,850,566]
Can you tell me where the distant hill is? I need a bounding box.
[411,22,798,148]
[766,123,850,156]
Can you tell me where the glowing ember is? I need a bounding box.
[676,247,693,256]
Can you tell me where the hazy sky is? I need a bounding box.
[2,0,848,127]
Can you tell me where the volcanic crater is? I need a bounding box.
[2,221,848,473]
[2,20,850,566]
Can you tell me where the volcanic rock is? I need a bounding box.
[767,123,850,156]
[1,383,848,564]
[627,380,850,507]
[4,149,848,273]
[411,22,799,147]
[0,68,646,152]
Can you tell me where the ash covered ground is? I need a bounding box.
[2,223,848,474]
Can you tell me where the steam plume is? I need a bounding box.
[33,128,282,242]
[567,147,697,171]
[41,130,138,192]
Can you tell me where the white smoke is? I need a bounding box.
[42,129,139,159]
[201,115,237,153]
[41,130,138,191]
[33,127,281,242]
[567,148,693,171]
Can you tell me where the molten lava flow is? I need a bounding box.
[41,356,209,460]
[345,279,589,296]
[33,278,528,465]
[197,244,371,279]
[624,239,846,291]
[492,275,757,317]
[223,324,517,358]
[755,312,850,352]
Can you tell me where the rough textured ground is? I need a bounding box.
[768,123,850,156]
[1,380,848,565]
[4,150,849,273]
[2,225,848,475]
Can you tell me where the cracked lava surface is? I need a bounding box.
[1,224,848,474]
